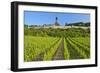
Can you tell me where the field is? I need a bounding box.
[24,27,90,62]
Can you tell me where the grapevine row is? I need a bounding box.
[66,38,88,59]
[24,36,60,61]
[43,38,62,60]
[69,38,90,58]
[64,38,70,59]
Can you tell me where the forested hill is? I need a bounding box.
[65,22,90,27]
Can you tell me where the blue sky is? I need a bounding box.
[24,11,90,26]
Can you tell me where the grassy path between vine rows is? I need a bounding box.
[53,38,64,60]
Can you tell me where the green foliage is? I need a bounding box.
[72,37,90,49]
[24,36,60,62]
[66,38,89,59]
[64,38,70,59]
[66,22,90,27]
[24,27,90,61]
[69,37,90,58]
[24,28,90,38]
[43,38,62,60]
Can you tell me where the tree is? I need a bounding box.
[65,23,68,26]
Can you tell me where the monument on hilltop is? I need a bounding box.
[54,17,60,26]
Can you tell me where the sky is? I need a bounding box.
[24,11,90,26]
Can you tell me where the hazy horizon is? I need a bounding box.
[24,11,90,26]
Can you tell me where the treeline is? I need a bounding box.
[65,22,90,27]
[25,22,90,28]
[24,28,90,38]
[24,24,53,28]
[24,24,41,28]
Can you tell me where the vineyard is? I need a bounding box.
[24,29,90,62]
